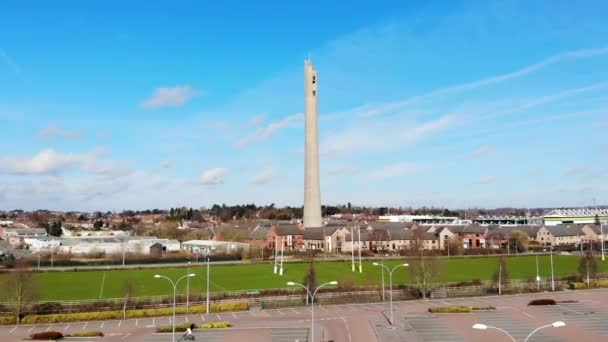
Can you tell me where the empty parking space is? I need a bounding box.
[532,303,608,337]
[271,327,308,342]
[474,311,560,342]
[402,313,465,342]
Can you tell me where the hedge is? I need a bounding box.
[201,321,231,329]
[14,301,248,325]
[0,316,16,325]
[528,299,556,306]
[156,322,230,333]
[67,331,104,337]
[428,306,472,313]
[30,331,63,340]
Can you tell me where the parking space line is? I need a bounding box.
[28,326,35,333]
[290,308,298,314]
[278,310,286,316]
[135,319,139,326]
[216,314,221,320]
[118,320,122,327]
[9,326,17,333]
[232,312,237,319]
[319,307,328,312]
[100,322,104,329]
[64,324,69,331]
[152,318,155,327]
[201,314,205,321]
[45,326,52,331]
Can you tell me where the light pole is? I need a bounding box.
[351,225,355,272]
[358,225,362,273]
[601,221,605,261]
[186,261,191,314]
[535,254,540,291]
[473,323,516,342]
[550,246,555,291]
[206,257,210,314]
[524,321,565,342]
[154,273,196,342]
[99,266,110,299]
[373,262,409,326]
[273,235,278,274]
[287,280,338,342]
[279,236,285,275]
[473,321,565,342]
[381,256,385,301]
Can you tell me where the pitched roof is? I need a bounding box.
[303,227,338,240]
[274,224,302,236]
[444,224,486,234]
[544,224,585,237]
[248,225,271,240]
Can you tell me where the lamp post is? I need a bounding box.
[154,273,196,342]
[535,254,540,291]
[550,246,555,291]
[287,280,338,342]
[373,262,409,326]
[472,321,565,342]
[358,225,362,273]
[351,225,355,272]
[186,261,191,314]
[524,321,565,342]
[601,221,605,261]
[99,266,110,299]
[206,257,210,314]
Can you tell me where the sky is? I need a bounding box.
[1,0,608,211]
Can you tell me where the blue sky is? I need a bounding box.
[1,0,608,211]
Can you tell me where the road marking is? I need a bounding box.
[28,326,35,333]
[100,322,105,329]
[152,318,156,327]
[45,325,52,331]
[121,333,131,340]
[232,312,237,319]
[135,319,138,326]
[63,325,69,331]
[290,308,298,314]
[277,310,286,316]
[118,320,122,327]
[201,314,205,321]
[216,314,221,320]
[9,326,17,333]
[342,317,352,342]
[522,311,534,318]
[82,322,88,330]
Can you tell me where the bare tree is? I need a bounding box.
[121,280,136,319]
[2,260,39,324]
[408,251,442,299]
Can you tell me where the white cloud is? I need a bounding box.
[322,114,457,155]
[247,113,266,127]
[200,167,226,184]
[250,170,277,185]
[234,113,303,148]
[327,166,359,175]
[367,163,420,181]
[37,124,82,140]
[466,146,494,159]
[141,85,199,109]
[0,149,94,175]
[565,165,589,177]
[479,175,496,184]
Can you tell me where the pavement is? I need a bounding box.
[1,289,608,341]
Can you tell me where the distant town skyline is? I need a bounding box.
[1,0,607,211]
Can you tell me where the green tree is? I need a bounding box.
[578,251,598,286]
[508,230,529,253]
[93,220,103,230]
[408,251,442,299]
[303,259,317,303]
[492,257,510,294]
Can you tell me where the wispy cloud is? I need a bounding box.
[565,165,589,177]
[0,148,105,175]
[250,170,277,184]
[200,167,226,185]
[479,175,496,184]
[321,114,457,155]
[247,114,266,127]
[327,166,359,175]
[0,48,23,80]
[234,113,303,148]
[37,124,82,140]
[466,146,494,159]
[142,85,199,109]
[367,163,420,181]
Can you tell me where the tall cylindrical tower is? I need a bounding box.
[303,59,322,229]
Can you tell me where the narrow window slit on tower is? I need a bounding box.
[312,75,316,84]
[312,90,316,96]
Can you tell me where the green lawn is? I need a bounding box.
[2,255,605,301]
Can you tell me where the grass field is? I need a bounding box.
[2,254,606,301]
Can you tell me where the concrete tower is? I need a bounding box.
[303,59,322,229]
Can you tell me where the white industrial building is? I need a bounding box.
[543,208,608,226]
[22,236,180,255]
[181,240,250,255]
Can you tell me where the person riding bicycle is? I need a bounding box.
[184,323,195,341]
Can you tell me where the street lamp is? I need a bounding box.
[373,262,408,326]
[99,266,110,299]
[472,321,565,342]
[287,280,337,342]
[550,246,555,291]
[524,321,565,342]
[154,273,196,342]
[186,261,191,314]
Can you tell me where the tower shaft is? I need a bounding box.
[303,60,322,228]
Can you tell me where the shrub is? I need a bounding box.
[30,331,63,340]
[0,316,17,325]
[156,323,196,333]
[590,280,608,288]
[471,306,496,311]
[67,331,104,337]
[528,299,556,306]
[201,321,231,329]
[428,306,472,313]
[569,282,586,289]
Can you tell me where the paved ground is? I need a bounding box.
[1,289,608,341]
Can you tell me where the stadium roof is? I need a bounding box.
[545,208,608,217]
